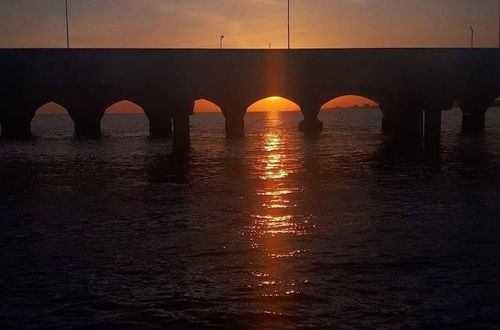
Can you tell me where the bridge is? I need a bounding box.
[0,49,499,151]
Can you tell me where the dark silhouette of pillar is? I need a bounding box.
[173,112,190,153]
[462,112,485,135]
[299,102,323,136]
[1,115,32,139]
[74,117,102,140]
[424,110,442,151]
[299,113,323,136]
[149,115,172,138]
[401,109,423,144]
[459,96,491,135]
[381,113,396,135]
[299,117,323,135]
[225,114,245,138]
[380,103,423,145]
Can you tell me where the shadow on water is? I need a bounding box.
[0,157,42,215]
[372,133,497,182]
[146,151,191,184]
[453,133,495,165]
[222,137,253,181]
[372,138,438,175]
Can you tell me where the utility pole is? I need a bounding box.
[65,0,70,48]
[287,0,290,49]
[469,26,474,48]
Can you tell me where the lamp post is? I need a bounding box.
[287,0,290,49]
[469,26,474,48]
[65,0,70,48]
[219,35,224,49]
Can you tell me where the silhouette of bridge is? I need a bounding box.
[0,49,499,151]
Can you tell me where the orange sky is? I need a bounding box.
[36,96,378,115]
[1,1,499,49]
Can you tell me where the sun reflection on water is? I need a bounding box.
[247,111,313,309]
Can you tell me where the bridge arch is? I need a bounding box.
[297,94,382,136]
[31,101,73,137]
[247,96,300,113]
[1,100,73,138]
[211,96,302,138]
[104,100,145,114]
[101,100,150,137]
[317,95,382,135]
[194,99,223,114]
[320,95,380,111]
[192,99,225,134]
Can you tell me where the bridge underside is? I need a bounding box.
[0,49,498,151]
[0,97,496,154]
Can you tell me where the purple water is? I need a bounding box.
[1,109,500,329]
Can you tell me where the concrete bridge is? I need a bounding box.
[0,49,499,151]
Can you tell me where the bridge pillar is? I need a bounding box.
[299,113,323,136]
[173,112,190,153]
[149,115,173,138]
[74,117,102,140]
[380,103,423,144]
[172,101,193,153]
[401,109,423,144]
[1,115,32,139]
[225,115,245,138]
[299,117,323,135]
[299,102,323,136]
[424,110,442,151]
[462,113,485,135]
[381,113,396,135]
[459,96,491,135]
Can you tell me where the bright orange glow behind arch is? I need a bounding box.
[106,100,144,114]
[194,99,222,113]
[33,95,380,115]
[36,102,68,115]
[248,97,300,113]
[322,95,378,110]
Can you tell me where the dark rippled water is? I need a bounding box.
[1,109,500,329]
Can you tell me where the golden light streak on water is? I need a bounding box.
[247,111,314,310]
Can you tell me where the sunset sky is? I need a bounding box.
[2,0,499,113]
[1,0,499,49]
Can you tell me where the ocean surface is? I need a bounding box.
[1,109,500,329]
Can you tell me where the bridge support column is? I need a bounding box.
[424,110,442,151]
[400,109,423,144]
[462,113,485,135]
[299,116,323,136]
[380,104,423,145]
[149,115,172,138]
[1,116,32,139]
[381,113,396,135]
[173,112,190,153]
[225,115,245,138]
[74,118,102,140]
[460,96,491,136]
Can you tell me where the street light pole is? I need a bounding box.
[498,0,500,48]
[287,0,290,49]
[65,0,70,48]
[219,35,224,49]
[469,26,474,48]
